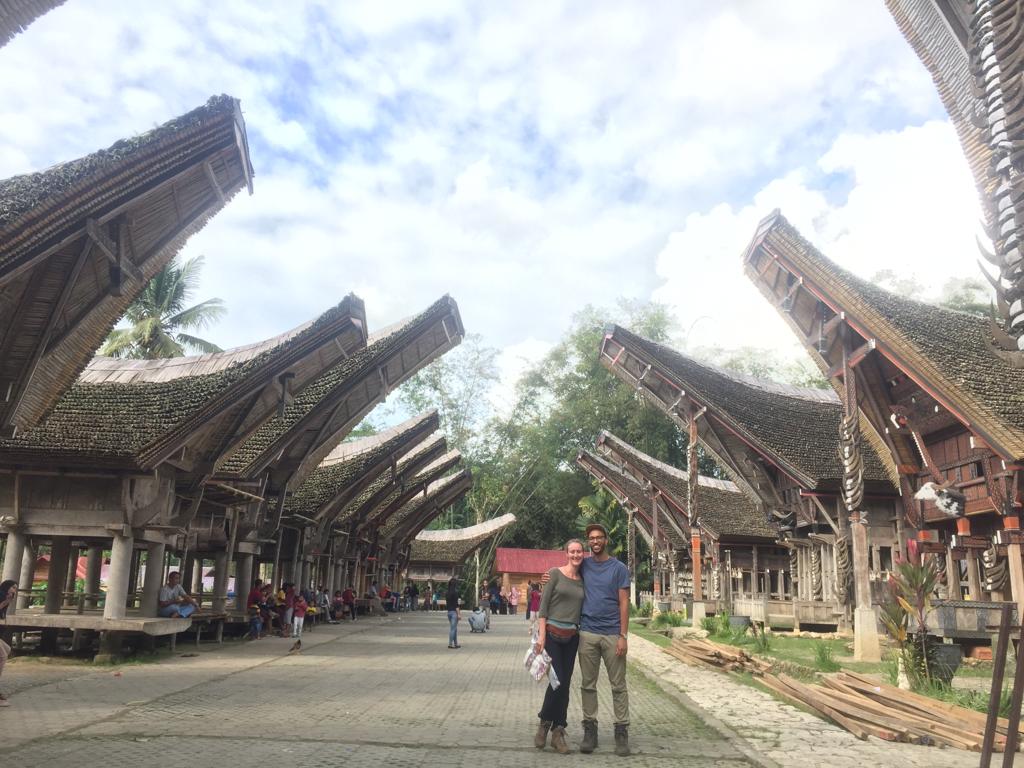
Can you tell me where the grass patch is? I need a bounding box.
[629,620,671,647]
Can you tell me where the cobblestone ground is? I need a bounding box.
[628,635,981,768]
[0,614,751,767]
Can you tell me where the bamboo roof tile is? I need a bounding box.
[379,469,472,542]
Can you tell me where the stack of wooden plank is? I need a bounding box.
[662,637,772,675]
[759,671,1020,753]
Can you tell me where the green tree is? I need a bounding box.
[100,255,226,358]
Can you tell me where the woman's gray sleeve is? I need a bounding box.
[537,569,556,619]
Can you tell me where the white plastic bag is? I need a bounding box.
[524,629,561,690]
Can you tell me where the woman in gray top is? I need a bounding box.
[533,539,585,754]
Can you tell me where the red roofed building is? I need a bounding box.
[493,547,590,613]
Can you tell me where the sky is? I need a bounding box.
[0,1,984,412]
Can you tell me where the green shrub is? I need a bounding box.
[750,623,772,653]
[633,600,653,618]
[813,641,840,672]
[714,610,731,637]
[700,616,717,633]
[651,611,687,629]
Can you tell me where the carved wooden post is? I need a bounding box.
[651,491,660,601]
[626,507,636,605]
[840,327,881,661]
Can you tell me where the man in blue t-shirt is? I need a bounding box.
[578,522,631,756]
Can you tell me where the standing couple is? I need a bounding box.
[534,523,630,756]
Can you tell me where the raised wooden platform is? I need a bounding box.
[0,610,191,636]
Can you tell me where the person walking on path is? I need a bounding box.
[527,582,541,621]
[578,522,631,756]
[508,584,520,615]
[446,577,462,649]
[533,539,585,754]
[0,580,16,707]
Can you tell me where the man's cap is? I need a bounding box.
[585,522,608,538]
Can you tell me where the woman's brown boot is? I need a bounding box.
[534,720,552,748]
[550,726,571,754]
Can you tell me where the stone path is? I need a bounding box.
[0,614,994,766]
[0,613,749,767]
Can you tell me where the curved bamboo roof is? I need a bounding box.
[576,449,683,552]
[216,295,463,492]
[380,468,473,548]
[596,430,776,541]
[744,210,1024,463]
[601,324,891,492]
[0,95,255,436]
[0,294,366,471]
[0,0,64,47]
[409,513,517,566]
[283,410,440,529]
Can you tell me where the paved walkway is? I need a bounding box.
[0,614,989,766]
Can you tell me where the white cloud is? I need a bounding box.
[0,0,977,397]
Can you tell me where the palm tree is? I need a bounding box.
[100,255,226,359]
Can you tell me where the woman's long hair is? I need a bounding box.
[0,579,17,619]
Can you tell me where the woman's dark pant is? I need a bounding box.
[537,633,579,728]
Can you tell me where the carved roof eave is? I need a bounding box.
[0,95,255,435]
[352,449,462,533]
[743,210,1024,464]
[599,326,819,491]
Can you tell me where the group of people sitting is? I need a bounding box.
[367,581,420,613]
[244,580,359,640]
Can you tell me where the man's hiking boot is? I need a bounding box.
[534,720,552,749]
[579,720,598,753]
[550,726,570,754]
[613,724,630,757]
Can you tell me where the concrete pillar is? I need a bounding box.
[1,530,27,597]
[104,533,134,620]
[140,542,166,616]
[851,520,881,661]
[85,545,103,608]
[126,548,141,608]
[16,541,35,609]
[290,530,302,585]
[181,554,195,592]
[235,552,254,613]
[301,558,311,591]
[212,550,229,613]
[63,546,79,607]
[45,537,71,614]
[192,557,204,602]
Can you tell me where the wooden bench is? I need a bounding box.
[170,611,227,650]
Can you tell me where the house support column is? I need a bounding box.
[140,542,166,616]
[235,552,254,613]
[212,550,229,613]
[192,557,205,602]
[945,547,960,601]
[1003,516,1024,621]
[959,517,984,601]
[85,545,103,608]
[104,532,134,620]
[0,530,27,613]
[850,519,880,660]
[16,541,35,610]
[45,537,70,614]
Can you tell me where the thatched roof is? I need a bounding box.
[0,0,64,47]
[409,513,516,565]
[283,411,440,525]
[596,431,777,541]
[215,295,463,491]
[0,95,254,435]
[744,211,1024,463]
[0,295,366,471]
[600,324,892,492]
[576,449,685,551]
[379,468,472,547]
[348,446,461,534]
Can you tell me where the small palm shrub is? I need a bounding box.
[814,641,841,672]
[651,611,687,629]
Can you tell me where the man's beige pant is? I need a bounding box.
[578,630,629,725]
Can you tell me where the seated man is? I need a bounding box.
[158,571,198,618]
